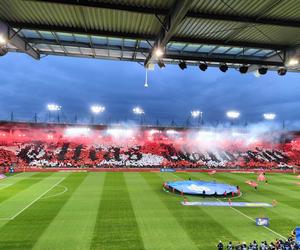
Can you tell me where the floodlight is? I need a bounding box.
[133,107,144,115]
[263,113,276,120]
[219,64,228,73]
[0,34,7,45]
[154,47,164,58]
[287,58,299,66]
[191,110,202,118]
[47,103,61,111]
[199,63,208,71]
[226,110,240,119]
[277,67,287,76]
[178,61,187,70]
[91,105,105,114]
[258,67,268,75]
[239,65,248,74]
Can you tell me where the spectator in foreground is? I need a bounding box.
[217,240,224,250]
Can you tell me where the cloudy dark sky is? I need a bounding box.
[0,52,299,127]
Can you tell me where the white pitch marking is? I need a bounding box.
[0,177,65,221]
[40,185,68,200]
[217,199,287,240]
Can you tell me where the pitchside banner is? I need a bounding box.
[160,168,176,172]
[256,218,270,227]
[296,227,300,244]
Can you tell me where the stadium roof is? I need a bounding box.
[1,0,300,71]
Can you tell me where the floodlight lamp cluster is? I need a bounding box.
[191,110,202,118]
[155,59,290,76]
[47,104,61,111]
[133,107,145,115]
[91,105,105,114]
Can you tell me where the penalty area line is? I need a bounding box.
[0,177,66,221]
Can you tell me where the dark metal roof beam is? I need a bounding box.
[26,0,169,15]
[27,0,300,28]
[0,21,40,59]
[10,22,288,51]
[144,0,197,66]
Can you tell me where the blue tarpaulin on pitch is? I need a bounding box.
[167,180,238,195]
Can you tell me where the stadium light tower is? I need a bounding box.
[133,107,145,125]
[47,103,62,123]
[226,110,240,126]
[191,110,203,127]
[263,113,276,120]
[90,105,105,124]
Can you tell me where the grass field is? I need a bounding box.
[0,171,299,250]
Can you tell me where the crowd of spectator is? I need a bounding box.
[0,140,293,169]
[217,237,299,249]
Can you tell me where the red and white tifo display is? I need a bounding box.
[0,121,300,170]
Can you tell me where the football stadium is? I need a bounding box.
[1,0,300,249]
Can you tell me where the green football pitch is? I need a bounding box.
[0,171,299,250]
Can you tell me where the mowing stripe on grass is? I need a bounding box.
[33,172,106,250]
[213,173,300,218]
[0,172,53,205]
[210,172,300,237]
[124,172,198,250]
[180,172,283,242]
[0,172,34,184]
[187,172,296,240]
[141,172,239,249]
[0,172,87,250]
[225,202,286,240]
[166,172,288,245]
[90,172,144,250]
[9,177,66,220]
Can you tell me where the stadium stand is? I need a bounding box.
[0,122,299,170]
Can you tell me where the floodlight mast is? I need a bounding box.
[191,110,203,127]
[47,103,62,123]
[90,105,105,124]
[133,107,145,125]
[263,113,276,120]
[226,110,240,126]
